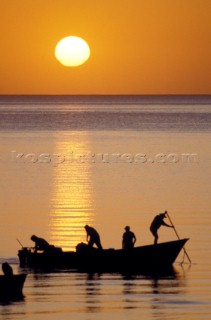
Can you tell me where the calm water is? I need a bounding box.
[0,97,211,319]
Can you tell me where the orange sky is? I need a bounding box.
[1,0,211,95]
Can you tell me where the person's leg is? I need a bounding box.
[88,239,94,247]
[154,231,158,245]
[95,238,103,250]
[150,227,158,245]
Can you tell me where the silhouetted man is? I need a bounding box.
[31,235,50,252]
[150,212,173,244]
[84,225,103,250]
[122,226,136,249]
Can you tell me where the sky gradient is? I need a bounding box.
[1,0,211,95]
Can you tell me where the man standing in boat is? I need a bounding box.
[31,235,51,252]
[150,212,173,244]
[122,226,136,249]
[84,225,103,250]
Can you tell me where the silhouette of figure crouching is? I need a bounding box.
[84,225,103,250]
[31,235,51,253]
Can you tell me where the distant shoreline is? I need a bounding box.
[0,94,211,105]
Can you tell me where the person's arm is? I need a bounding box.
[133,234,137,244]
[162,221,173,228]
[34,243,39,252]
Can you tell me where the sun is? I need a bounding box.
[55,36,90,67]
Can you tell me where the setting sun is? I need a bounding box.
[1,1,211,94]
[55,36,90,67]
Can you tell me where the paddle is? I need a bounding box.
[165,211,191,264]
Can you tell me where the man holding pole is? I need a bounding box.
[150,211,173,244]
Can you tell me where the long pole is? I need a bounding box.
[16,238,24,248]
[165,211,191,264]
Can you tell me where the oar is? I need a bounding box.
[165,211,191,264]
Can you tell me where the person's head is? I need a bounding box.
[160,213,166,219]
[84,225,89,230]
[2,262,13,276]
[125,226,130,231]
[31,235,38,242]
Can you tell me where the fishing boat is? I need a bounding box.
[18,238,189,272]
[0,274,27,301]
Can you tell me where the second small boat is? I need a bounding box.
[0,274,27,301]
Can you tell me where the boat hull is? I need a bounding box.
[18,239,188,272]
[0,274,27,301]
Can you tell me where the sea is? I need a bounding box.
[0,95,211,319]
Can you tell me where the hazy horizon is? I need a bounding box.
[1,94,211,105]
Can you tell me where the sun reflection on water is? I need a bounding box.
[48,132,94,251]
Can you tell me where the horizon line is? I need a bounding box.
[1,94,211,105]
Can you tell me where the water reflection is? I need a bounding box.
[121,267,186,311]
[149,272,186,320]
[48,132,94,251]
[85,273,102,313]
[4,267,189,319]
[0,303,26,320]
[0,297,25,306]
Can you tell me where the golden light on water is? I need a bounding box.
[55,36,90,67]
[48,133,94,251]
